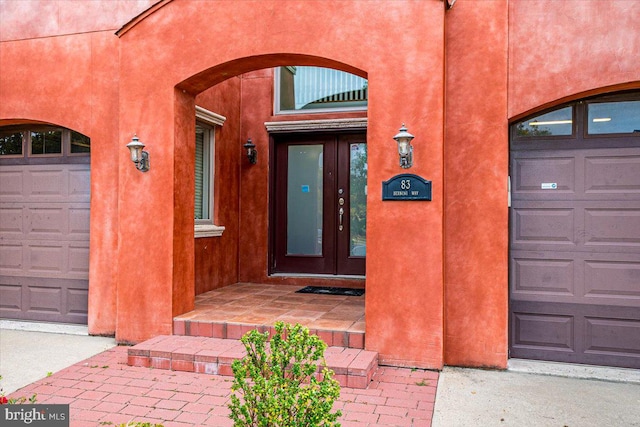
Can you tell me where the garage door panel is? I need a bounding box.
[1,241,88,279]
[511,301,640,367]
[68,169,91,197]
[1,165,90,203]
[584,154,640,196]
[511,311,575,352]
[0,169,23,199]
[512,201,640,254]
[0,283,22,311]
[511,257,575,297]
[512,251,638,306]
[28,285,63,313]
[512,208,575,246]
[584,260,640,301]
[585,317,640,357]
[69,207,90,237]
[28,206,67,235]
[68,245,90,274]
[26,168,68,198]
[584,208,640,248]
[27,243,65,274]
[1,202,89,241]
[512,156,576,196]
[67,287,89,315]
[0,275,88,323]
[0,207,23,234]
[0,243,23,272]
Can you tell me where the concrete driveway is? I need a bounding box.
[0,321,115,394]
[433,361,640,427]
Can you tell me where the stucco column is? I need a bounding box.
[115,83,194,343]
[443,0,509,368]
[364,15,446,369]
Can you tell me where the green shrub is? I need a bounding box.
[229,322,342,427]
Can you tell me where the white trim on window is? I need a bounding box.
[196,106,226,127]
[195,106,226,238]
[195,223,226,238]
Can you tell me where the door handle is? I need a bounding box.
[339,207,344,231]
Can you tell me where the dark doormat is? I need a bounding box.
[296,286,365,296]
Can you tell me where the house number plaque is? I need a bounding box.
[382,173,432,201]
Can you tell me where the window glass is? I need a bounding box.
[349,143,367,257]
[70,131,91,153]
[31,128,62,155]
[287,144,324,255]
[195,125,211,221]
[587,101,640,135]
[515,106,573,137]
[0,130,23,155]
[277,66,368,113]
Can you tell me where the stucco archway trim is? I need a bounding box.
[115,0,171,37]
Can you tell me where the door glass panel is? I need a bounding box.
[349,143,367,257]
[588,101,640,134]
[287,145,324,255]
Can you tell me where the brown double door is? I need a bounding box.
[271,133,366,276]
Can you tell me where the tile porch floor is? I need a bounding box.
[175,282,365,339]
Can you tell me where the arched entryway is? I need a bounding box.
[175,61,369,347]
[114,0,445,369]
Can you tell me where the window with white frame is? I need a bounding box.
[275,66,368,114]
[194,106,226,238]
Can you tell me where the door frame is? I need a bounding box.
[268,130,366,276]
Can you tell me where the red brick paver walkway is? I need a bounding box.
[8,346,438,427]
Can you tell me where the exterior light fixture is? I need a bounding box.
[243,138,257,165]
[126,134,149,172]
[393,124,414,169]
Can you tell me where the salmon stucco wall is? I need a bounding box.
[114,0,446,368]
[0,31,122,336]
[237,69,274,284]
[508,0,640,119]
[193,78,242,294]
[443,0,509,368]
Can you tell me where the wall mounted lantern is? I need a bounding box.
[126,134,150,172]
[393,124,414,169]
[243,138,257,165]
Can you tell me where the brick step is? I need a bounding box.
[173,318,366,349]
[127,335,378,389]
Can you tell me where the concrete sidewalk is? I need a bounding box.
[432,362,640,427]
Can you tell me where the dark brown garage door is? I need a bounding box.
[0,127,90,324]
[509,94,640,369]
